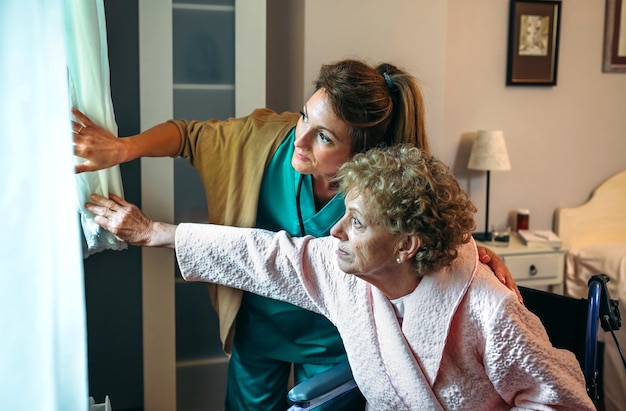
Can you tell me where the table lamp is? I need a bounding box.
[467,130,511,241]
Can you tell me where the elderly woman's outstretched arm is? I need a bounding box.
[86,192,523,303]
[86,193,177,247]
[87,194,336,316]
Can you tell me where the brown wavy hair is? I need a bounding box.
[314,59,429,155]
[336,145,476,276]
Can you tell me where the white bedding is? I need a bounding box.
[565,242,626,411]
[556,170,626,411]
[566,241,626,303]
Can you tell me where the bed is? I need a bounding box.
[555,170,626,411]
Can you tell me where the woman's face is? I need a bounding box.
[330,191,400,280]
[291,89,353,180]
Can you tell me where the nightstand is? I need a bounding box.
[477,233,566,294]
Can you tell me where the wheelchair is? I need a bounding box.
[287,274,622,410]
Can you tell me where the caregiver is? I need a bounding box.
[75,59,520,410]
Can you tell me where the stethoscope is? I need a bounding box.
[296,174,307,236]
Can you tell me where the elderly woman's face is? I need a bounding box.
[292,88,353,180]
[330,192,400,278]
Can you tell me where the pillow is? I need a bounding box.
[565,241,626,300]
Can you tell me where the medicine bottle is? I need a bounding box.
[516,209,529,231]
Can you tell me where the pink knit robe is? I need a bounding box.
[174,223,595,410]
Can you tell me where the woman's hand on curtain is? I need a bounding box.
[86,193,177,248]
[72,108,126,173]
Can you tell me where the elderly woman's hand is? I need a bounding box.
[72,108,127,173]
[477,246,524,304]
[86,193,177,248]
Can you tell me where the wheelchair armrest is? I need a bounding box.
[287,359,355,406]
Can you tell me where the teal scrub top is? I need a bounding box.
[235,128,347,363]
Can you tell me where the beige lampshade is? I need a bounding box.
[467,130,511,171]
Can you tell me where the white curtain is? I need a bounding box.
[0,0,88,410]
[0,0,122,409]
[66,0,126,257]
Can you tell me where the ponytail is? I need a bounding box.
[314,59,430,155]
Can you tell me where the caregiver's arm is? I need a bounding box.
[478,246,523,304]
[85,193,177,247]
[72,108,182,173]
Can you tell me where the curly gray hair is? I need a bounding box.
[335,145,477,276]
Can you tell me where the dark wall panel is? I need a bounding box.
[84,1,143,409]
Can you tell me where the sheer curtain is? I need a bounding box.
[0,0,120,409]
[66,0,126,257]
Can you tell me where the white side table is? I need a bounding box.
[477,233,566,294]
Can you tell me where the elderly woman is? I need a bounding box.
[88,146,594,410]
[75,59,520,410]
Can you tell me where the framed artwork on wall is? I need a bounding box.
[603,0,626,72]
[506,0,562,86]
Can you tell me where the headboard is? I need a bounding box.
[555,170,626,249]
[555,170,626,411]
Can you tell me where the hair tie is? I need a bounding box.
[383,72,394,88]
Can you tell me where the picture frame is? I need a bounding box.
[506,0,562,86]
[603,0,626,72]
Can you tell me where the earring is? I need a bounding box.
[396,257,402,264]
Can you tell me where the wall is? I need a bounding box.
[266,0,305,112]
[445,0,626,231]
[300,0,626,232]
[85,1,143,409]
[301,0,448,156]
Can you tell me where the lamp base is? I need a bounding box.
[472,232,492,242]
